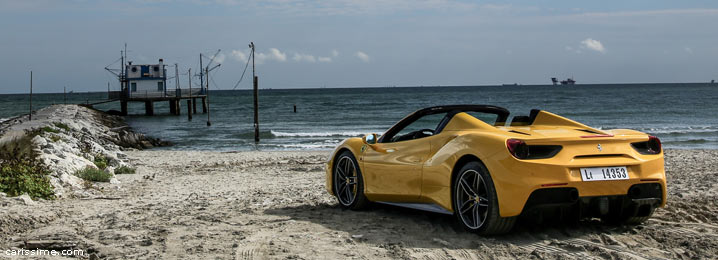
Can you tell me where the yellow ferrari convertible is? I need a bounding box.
[326,105,666,234]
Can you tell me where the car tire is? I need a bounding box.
[452,161,515,235]
[333,151,369,210]
[623,211,654,225]
[603,203,655,225]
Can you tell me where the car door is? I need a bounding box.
[361,112,447,201]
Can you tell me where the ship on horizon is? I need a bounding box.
[551,77,576,85]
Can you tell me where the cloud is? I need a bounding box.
[210,53,225,64]
[230,48,287,64]
[230,49,248,61]
[257,48,287,63]
[580,38,606,53]
[684,47,693,54]
[293,53,316,63]
[355,51,370,62]
[233,49,339,64]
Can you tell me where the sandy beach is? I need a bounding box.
[0,105,717,259]
[1,147,716,259]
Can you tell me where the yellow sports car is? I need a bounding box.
[326,105,666,234]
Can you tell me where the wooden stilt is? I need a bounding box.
[187,100,192,120]
[192,98,197,114]
[175,100,181,115]
[202,97,207,113]
[121,101,128,116]
[169,100,176,115]
[145,101,154,116]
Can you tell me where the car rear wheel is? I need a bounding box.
[453,161,515,235]
[602,202,656,225]
[334,151,369,210]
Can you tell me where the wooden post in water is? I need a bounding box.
[206,67,211,126]
[201,97,207,113]
[64,86,66,104]
[145,101,154,116]
[293,104,297,113]
[121,101,127,116]
[250,42,259,143]
[29,71,33,121]
[169,100,176,114]
[187,100,192,120]
[253,75,259,142]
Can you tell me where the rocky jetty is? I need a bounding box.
[0,105,168,198]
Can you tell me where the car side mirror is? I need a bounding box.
[362,133,378,145]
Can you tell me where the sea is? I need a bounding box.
[1,83,717,151]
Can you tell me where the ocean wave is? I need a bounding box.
[232,130,277,139]
[270,130,368,138]
[642,126,718,134]
[275,143,336,149]
[663,139,714,145]
[229,130,373,139]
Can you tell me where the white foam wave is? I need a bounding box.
[641,126,718,134]
[276,143,336,149]
[270,130,376,137]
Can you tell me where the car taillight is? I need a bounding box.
[631,136,662,155]
[647,136,661,154]
[507,139,563,159]
[507,139,529,159]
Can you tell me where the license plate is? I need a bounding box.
[580,166,628,181]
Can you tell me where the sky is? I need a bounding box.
[1,0,717,94]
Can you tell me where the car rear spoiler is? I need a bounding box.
[519,110,610,135]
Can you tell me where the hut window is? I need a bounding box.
[157,82,164,91]
[154,66,159,72]
[131,83,137,92]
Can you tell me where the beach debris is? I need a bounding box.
[15,194,35,206]
[23,240,78,251]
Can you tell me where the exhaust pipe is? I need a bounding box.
[569,189,579,203]
[598,197,609,215]
[629,186,642,199]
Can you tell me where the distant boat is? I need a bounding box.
[502,83,518,86]
[561,78,576,85]
[551,77,576,85]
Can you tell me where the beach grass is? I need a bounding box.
[49,135,62,142]
[93,154,108,170]
[115,166,136,174]
[76,167,112,182]
[53,122,71,131]
[0,132,55,200]
[39,126,60,134]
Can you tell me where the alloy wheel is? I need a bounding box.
[455,169,490,229]
[334,156,358,206]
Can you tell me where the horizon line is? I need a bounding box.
[1,81,715,95]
